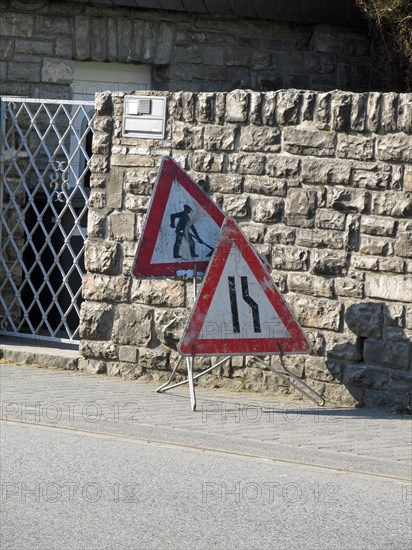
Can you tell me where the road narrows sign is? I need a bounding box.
[178,218,311,356]
[132,157,226,278]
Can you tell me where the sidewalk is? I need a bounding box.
[1,362,411,481]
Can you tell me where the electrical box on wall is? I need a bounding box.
[122,96,167,139]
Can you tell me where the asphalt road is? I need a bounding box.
[1,420,410,550]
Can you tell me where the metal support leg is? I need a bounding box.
[158,355,231,392]
[186,356,196,411]
[254,350,325,407]
[156,355,183,393]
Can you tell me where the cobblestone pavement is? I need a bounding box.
[1,363,411,480]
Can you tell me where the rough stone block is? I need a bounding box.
[80,302,114,340]
[226,89,249,122]
[285,188,317,228]
[311,249,348,277]
[265,225,295,246]
[331,92,352,132]
[329,187,368,214]
[343,363,389,389]
[377,134,412,163]
[397,94,412,134]
[261,91,277,125]
[1,12,34,37]
[154,22,174,64]
[240,223,266,244]
[380,92,398,133]
[287,294,342,330]
[345,302,383,338]
[272,245,309,271]
[288,272,334,298]
[109,212,135,242]
[305,357,342,382]
[78,358,107,375]
[190,152,225,172]
[337,135,374,161]
[266,155,300,179]
[131,279,185,308]
[351,255,379,271]
[359,235,394,256]
[229,153,266,175]
[112,304,153,346]
[283,128,336,157]
[295,228,344,250]
[208,173,242,194]
[350,93,368,132]
[107,360,144,379]
[125,194,150,212]
[363,389,407,409]
[371,192,412,218]
[276,90,302,125]
[7,62,40,82]
[315,209,346,231]
[325,332,363,362]
[243,176,286,197]
[80,340,118,361]
[360,215,396,237]
[92,132,111,155]
[384,304,405,328]
[222,195,250,218]
[90,154,110,173]
[84,240,121,275]
[74,16,91,60]
[365,274,412,303]
[366,92,381,133]
[83,273,130,303]
[89,17,107,61]
[251,197,283,223]
[363,339,410,370]
[139,346,170,371]
[240,126,281,153]
[323,381,363,407]
[172,121,203,150]
[204,125,236,151]
[383,327,411,343]
[15,38,53,55]
[395,231,412,258]
[335,276,364,298]
[118,345,139,363]
[154,308,186,349]
[352,167,391,190]
[378,257,405,273]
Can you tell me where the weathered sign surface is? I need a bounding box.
[132,157,225,278]
[178,218,311,356]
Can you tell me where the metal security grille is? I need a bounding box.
[0,97,95,343]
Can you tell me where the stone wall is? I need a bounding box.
[80,89,412,410]
[1,0,380,98]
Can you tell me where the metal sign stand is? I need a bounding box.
[158,352,324,410]
[157,273,324,411]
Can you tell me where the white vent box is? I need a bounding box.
[122,96,167,139]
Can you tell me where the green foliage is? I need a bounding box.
[356,0,412,90]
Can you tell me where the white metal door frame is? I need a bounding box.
[0,96,95,344]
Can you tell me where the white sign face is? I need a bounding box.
[199,244,290,341]
[132,157,226,278]
[179,218,312,357]
[151,180,222,264]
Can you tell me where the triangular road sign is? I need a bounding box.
[178,218,311,356]
[132,157,225,278]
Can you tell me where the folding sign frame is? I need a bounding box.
[157,218,325,411]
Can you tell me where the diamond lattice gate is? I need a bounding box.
[0,97,95,343]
